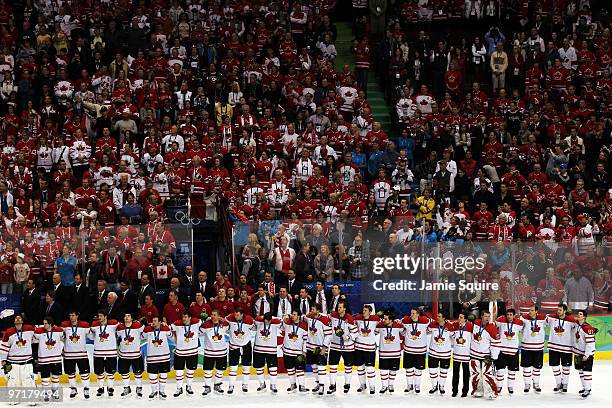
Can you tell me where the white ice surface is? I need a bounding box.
[31,361,612,408]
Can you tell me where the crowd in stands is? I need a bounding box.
[0,0,610,326]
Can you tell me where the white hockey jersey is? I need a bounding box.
[60,321,90,360]
[116,321,144,359]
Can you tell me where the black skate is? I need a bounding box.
[356,385,366,393]
[107,387,114,397]
[415,387,421,394]
[379,386,387,394]
[159,392,167,399]
[149,391,158,399]
[508,388,514,395]
[318,386,324,396]
[404,385,414,393]
[270,385,278,394]
[257,383,266,392]
[70,387,77,399]
[287,384,297,393]
[439,387,445,395]
[429,385,439,394]
[185,385,193,395]
[121,386,131,397]
[369,387,375,395]
[173,387,183,397]
[562,386,568,393]
[227,386,234,395]
[311,383,320,393]
[524,385,530,393]
[136,387,143,398]
[327,385,336,395]
[214,383,224,394]
[242,385,248,393]
[299,386,308,393]
[344,384,350,394]
[202,386,211,396]
[581,390,591,399]
[533,385,541,393]
[388,385,394,393]
[84,387,90,399]
[96,388,104,397]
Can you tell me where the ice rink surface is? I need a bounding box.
[39,361,612,408]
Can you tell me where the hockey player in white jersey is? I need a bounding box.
[199,309,229,395]
[494,308,523,395]
[171,311,201,397]
[572,310,597,398]
[116,313,145,397]
[546,303,575,393]
[143,316,173,399]
[328,301,358,394]
[451,312,473,397]
[470,310,501,399]
[520,305,546,392]
[281,309,309,392]
[89,310,119,397]
[375,310,403,394]
[0,314,36,405]
[353,305,380,394]
[426,310,455,395]
[401,307,431,393]
[304,303,332,395]
[61,310,91,399]
[33,317,64,401]
[253,312,282,393]
[226,308,255,393]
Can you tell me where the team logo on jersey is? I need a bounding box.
[473,333,482,341]
[384,334,395,344]
[152,338,164,347]
[531,325,540,337]
[410,330,421,340]
[69,334,80,343]
[211,334,223,342]
[553,326,565,336]
[99,332,110,342]
[233,330,244,339]
[288,332,299,342]
[123,335,135,345]
[260,330,270,341]
[184,331,195,342]
[360,327,371,336]
[434,336,445,344]
[16,339,27,347]
[309,327,318,335]
[45,339,57,350]
[456,337,466,345]
[504,331,515,340]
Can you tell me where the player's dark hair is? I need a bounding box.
[363,304,373,312]
[98,309,108,316]
[234,307,244,315]
[558,303,568,312]
[43,316,54,326]
[506,308,516,315]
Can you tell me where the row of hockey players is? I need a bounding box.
[0,301,596,401]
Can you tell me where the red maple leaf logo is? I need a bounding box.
[360,328,371,335]
[46,339,57,347]
[384,335,395,342]
[553,326,565,334]
[69,334,80,342]
[99,332,110,340]
[184,331,195,339]
[504,331,515,338]
[152,338,164,346]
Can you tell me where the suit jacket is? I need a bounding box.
[327,294,350,314]
[137,284,156,307]
[71,284,90,320]
[93,289,109,313]
[22,288,43,324]
[293,297,313,315]
[191,280,214,301]
[44,301,64,325]
[106,302,124,321]
[53,284,72,314]
[273,296,293,318]
[286,279,302,299]
[179,273,195,289]
[118,289,138,318]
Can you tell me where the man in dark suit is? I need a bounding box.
[21,279,42,325]
[169,277,190,307]
[286,269,302,301]
[327,284,350,314]
[50,273,72,317]
[192,270,214,302]
[81,252,104,293]
[44,290,64,324]
[118,280,138,319]
[273,286,293,319]
[293,287,313,315]
[137,274,156,308]
[106,292,124,321]
[93,279,109,313]
[179,265,195,288]
[71,273,91,321]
